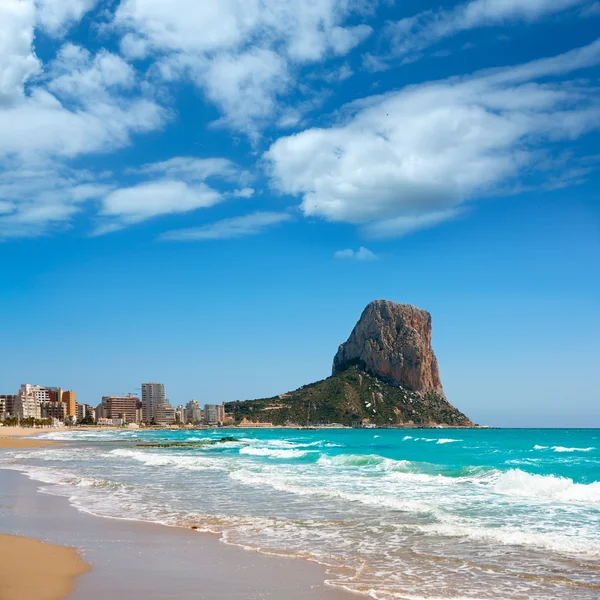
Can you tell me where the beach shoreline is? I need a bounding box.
[0,427,57,449]
[0,465,355,599]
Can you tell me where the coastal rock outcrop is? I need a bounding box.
[333,300,444,394]
[227,300,472,427]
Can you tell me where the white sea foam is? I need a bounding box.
[229,468,432,514]
[108,448,225,470]
[491,469,600,504]
[239,447,316,459]
[422,518,600,557]
[436,438,461,444]
[317,454,413,472]
[532,444,595,453]
[39,431,114,441]
[551,446,595,453]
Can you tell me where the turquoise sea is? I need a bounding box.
[2,427,599,599]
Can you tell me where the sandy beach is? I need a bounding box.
[0,468,354,599]
[0,533,89,600]
[0,427,89,600]
[0,427,57,449]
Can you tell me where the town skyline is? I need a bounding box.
[1,381,228,427]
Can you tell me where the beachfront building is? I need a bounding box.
[47,387,63,403]
[0,395,17,419]
[77,403,96,422]
[97,418,124,426]
[186,400,202,423]
[15,384,44,419]
[155,403,176,425]
[237,419,273,428]
[40,401,67,421]
[203,404,225,425]
[175,405,187,424]
[101,396,139,424]
[142,382,166,424]
[63,390,77,418]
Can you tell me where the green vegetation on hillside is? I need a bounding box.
[225,366,472,427]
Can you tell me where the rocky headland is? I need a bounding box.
[226,300,472,427]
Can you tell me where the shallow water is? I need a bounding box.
[2,428,599,599]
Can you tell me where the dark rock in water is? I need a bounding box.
[137,437,241,449]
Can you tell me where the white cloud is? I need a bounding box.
[92,155,251,234]
[384,0,587,61]
[0,0,40,103]
[199,48,291,134]
[0,20,167,237]
[0,90,164,160]
[36,0,98,37]
[100,180,222,222]
[265,40,600,237]
[319,63,354,83]
[362,209,464,239]
[131,157,238,181]
[114,0,373,132]
[233,187,254,198]
[159,211,293,241]
[334,246,378,260]
[0,41,166,161]
[0,162,112,239]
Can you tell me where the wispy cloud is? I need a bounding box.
[159,211,293,242]
[370,0,591,68]
[92,156,251,235]
[334,247,379,260]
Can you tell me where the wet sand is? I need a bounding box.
[0,469,355,599]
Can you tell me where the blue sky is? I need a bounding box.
[1,0,599,427]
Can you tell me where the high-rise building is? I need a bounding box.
[142,383,165,424]
[63,390,77,418]
[203,404,225,425]
[186,400,202,423]
[101,396,139,424]
[16,384,44,419]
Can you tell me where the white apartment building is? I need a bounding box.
[142,382,165,424]
[16,384,44,419]
[203,404,225,425]
[186,400,202,423]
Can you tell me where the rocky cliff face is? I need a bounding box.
[333,300,444,395]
